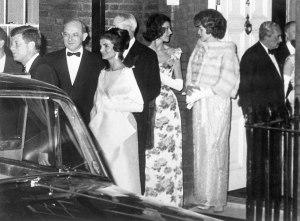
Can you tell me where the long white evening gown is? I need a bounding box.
[89,67,143,195]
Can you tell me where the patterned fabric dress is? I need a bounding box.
[145,48,183,207]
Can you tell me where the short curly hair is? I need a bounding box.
[194,9,227,39]
[143,13,171,42]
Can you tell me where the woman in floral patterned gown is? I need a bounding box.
[143,13,183,207]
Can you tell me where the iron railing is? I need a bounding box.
[245,102,299,221]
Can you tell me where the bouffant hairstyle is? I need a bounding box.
[193,9,227,39]
[100,28,130,60]
[143,13,171,42]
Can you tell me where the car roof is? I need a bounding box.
[0,73,68,96]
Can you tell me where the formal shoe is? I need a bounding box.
[213,205,224,213]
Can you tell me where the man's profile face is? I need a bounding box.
[286,23,295,42]
[62,21,87,52]
[265,28,282,50]
[10,34,30,65]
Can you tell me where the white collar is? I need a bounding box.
[259,41,270,54]
[128,37,135,51]
[25,53,39,73]
[0,54,6,73]
[286,41,295,55]
[123,38,135,58]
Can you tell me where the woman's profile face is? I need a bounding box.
[99,38,116,60]
[160,21,172,43]
[197,25,210,42]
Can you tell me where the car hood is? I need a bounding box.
[0,172,219,221]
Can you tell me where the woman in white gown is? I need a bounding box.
[89,28,143,194]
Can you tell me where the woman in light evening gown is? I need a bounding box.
[186,9,240,212]
[89,28,143,194]
[143,13,183,207]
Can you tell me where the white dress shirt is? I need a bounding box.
[66,47,83,85]
[0,54,6,73]
[123,37,135,59]
[286,41,295,55]
[25,53,39,73]
[260,42,281,77]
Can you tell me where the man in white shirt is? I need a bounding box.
[45,19,104,124]
[0,27,22,74]
[10,26,58,85]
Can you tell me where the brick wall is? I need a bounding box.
[39,0,208,205]
[105,0,160,43]
[39,0,92,53]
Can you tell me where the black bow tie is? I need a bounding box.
[67,52,81,57]
[268,49,275,55]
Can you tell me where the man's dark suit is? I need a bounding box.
[3,55,22,74]
[239,41,285,201]
[29,55,59,86]
[123,40,161,194]
[239,42,285,117]
[45,49,104,125]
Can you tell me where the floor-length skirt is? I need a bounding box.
[98,114,141,195]
[145,86,183,207]
[192,95,231,208]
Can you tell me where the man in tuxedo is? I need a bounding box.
[10,26,58,85]
[46,19,104,125]
[275,21,295,70]
[0,27,23,74]
[239,21,285,203]
[113,13,161,194]
[239,21,285,118]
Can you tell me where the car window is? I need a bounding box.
[0,96,100,175]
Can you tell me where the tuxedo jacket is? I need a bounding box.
[3,55,22,74]
[45,49,104,124]
[29,55,59,86]
[239,42,285,116]
[123,40,160,114]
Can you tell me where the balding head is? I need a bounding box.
[62,19,88,52]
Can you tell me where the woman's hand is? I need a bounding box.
[185,85,200,96]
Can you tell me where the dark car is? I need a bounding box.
[0,74,218,221]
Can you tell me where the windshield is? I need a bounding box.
[0,94,106,177]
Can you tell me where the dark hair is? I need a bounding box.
[0,27,7,44]
[100,28,130,60]
[284,21,295,33]
[143,13,171,42]
[10,25,41,51]
[194,9,227,39]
